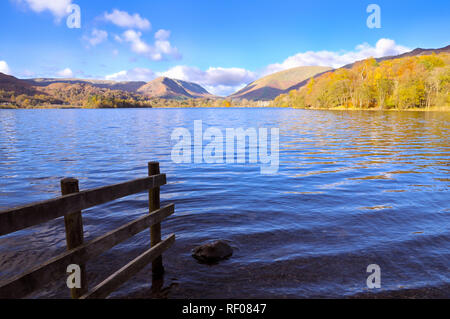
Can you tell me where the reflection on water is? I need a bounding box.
[0,108,449,298]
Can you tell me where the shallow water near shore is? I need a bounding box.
[0,108,449,298]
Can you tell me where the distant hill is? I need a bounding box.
[2,45,449,108]
[137,77,214,98]
[341,45,450,69]
[25,76,214,99]
[27,78,147,92]
[0,73,38,95]
[229,66,332,101]
[234,46,450,102]
[0,73,216,107]
[272,50,450,110]
[281,45,450,95]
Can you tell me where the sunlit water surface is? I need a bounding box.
[0,108,449,298]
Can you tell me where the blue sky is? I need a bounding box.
[0,0,449,95]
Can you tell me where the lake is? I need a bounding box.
[0,108,449,298]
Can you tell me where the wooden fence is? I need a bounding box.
[0,162,175,299]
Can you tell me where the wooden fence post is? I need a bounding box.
[61,178,88,299]
[148,162,164,278]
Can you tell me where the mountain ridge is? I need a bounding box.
[341,45,450,69]
[137,77,213,98]
[1,45,449,107]
[27,78,147,92]
[229,66,332,101]
[280,45,450,97]
[0,75,215,100]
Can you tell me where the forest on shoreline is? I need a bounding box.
[273,53,450,110]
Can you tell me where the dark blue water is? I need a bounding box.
[0,108,449,298]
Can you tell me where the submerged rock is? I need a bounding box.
[192,241,233,264]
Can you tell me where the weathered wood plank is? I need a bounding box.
[0,204,174,299]
[61,178,88,298]
[149,162,164,277]
[80,234,175,299]
[0,174,166,236]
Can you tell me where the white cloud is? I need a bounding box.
[15,0,72,20]
[56,68,73,77]
[205,67,257,87]
[83,29,108,47]
[113,34,123,43]
[122,30,151,54]
[160,66,256,86]
[20,69,36,77]
[160,66,257,96]
[105,68,156,82]
[121,29,181,61]
[155,29,171,41]
[0,61,11,75]
[205,84,248,97]
[153,39,181,60]
[104,9,151,30]
[264,38,410,74]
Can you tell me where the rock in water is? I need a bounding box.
[192,241,233,264]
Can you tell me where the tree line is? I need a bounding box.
[273,53,450,109]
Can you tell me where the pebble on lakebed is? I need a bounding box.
[192,240,233,264]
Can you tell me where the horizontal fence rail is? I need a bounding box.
[0,174,166,236]
[81,234,175,299]
[0,204,175,299]
[0,162,175,299]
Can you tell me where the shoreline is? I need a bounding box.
[1,105,449,112]
[293,106,450,112]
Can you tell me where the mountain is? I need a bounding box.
[272,49,450,110]
[0,73,38,95]
[229,66,332,101]
[341,45,450,69]
[24,77,216,99]
[2,45,448,108]
[25,76,214,99]
[137,77,214,98]
[275,45,450,97]
[396,45,450,57]
[0,73,216,107]
[27,78,147,92]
